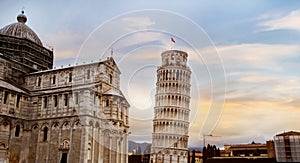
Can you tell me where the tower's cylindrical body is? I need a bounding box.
[151,50,191,163]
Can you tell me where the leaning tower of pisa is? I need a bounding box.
[151,50,191,163]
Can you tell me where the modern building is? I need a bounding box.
[223,142,268,157]
[274,131,300,162]
[206,141,277,163]
[150,50,191,163]
[0,11,130,162]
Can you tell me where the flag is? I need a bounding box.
[171,37,176,43]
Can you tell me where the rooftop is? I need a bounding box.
[276,131,300,136]
[0,11,42,46]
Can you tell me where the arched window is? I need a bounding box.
[3,91,8,104]
[61,153,68,163]
[37,77,41,86]
[15,125,20,137]
[64,94,68,106]
[69,72,72,82]
[43,127,48,141]
[75,92,79,105]
[87,69,91,79]
[52,75,56,84]
[16,95,21,108]
[54,95,58,107]
[44,97,48,108]
[106,99,109,107]
[109,74,113,84]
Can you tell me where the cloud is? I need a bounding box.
[121,16,155,31]
[43,30,86,60]
[213,101,300,144]
[114,31,166,53]
[258,10,300,31]
[200,43,300,145]
[224,70,300,106]
[217,43,300,71]
[217,43,300,102]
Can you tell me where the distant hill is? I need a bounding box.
[128,141,203,153]
[128,141,151,154]
[188,147,203,152]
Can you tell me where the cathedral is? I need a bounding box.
[0,11,130,163]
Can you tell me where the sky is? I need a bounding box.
[1,0,300,147]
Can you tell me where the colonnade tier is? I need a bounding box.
[154,106,190,111]
[154,108,189,121]
[155,96,190,110]
[155,93,191,99]
[152,134,189,141]
[152,133,189,138]
[156,82,191,96]
[156,68,191,83]
[152,120,189,135]
[153,119,189,124]
[152,134,189,149]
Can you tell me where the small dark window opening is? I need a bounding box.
[109,74,112,84]
[106,99,109,107]
[43,127,48,141]
[61,153,68,163]
[38,77,41,86]
[87,70,90,79]
[75,92,79,105]
[1,43,7,48]
[16,95,21,108]
[3,91,8,104]
[121,110,123,119]
[64,94,68,106]
[15,125,20,137]
[52,75,56,84]
[171,54,175,60]
[69,72,72,82]
[54,95,58,107]
[44,97,48,108]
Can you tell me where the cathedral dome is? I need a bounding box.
[0,11,42,46]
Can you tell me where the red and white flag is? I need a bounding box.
[171,37,176,44]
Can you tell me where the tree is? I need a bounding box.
[188,150,190,163]
[203,147,207,163]
[216,148,221,157]
[191,150,196,163]
[213,145,217,157]
[203,144,220,163]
